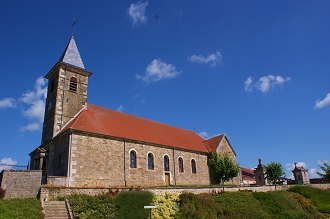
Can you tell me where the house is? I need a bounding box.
[241,167,256,185]
[29,36,240,188]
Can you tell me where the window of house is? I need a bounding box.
[130,150,137,168]
[178,157,184,173]
[191,159,196,174]
[164,155,170,171]
[148,153,154,170]
[69,77,77,92]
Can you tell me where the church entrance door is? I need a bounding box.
[165,173,170,186]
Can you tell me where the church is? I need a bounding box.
[29,36,240,188]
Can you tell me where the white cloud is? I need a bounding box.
[309,168,319,178]
[136,59,181,83]
[244,77,253,91]
[199,131,208,138]
[128,1,148,26]
[317,159,329,165]
[188,51,222,66]
[20,123,40,132]
[286,162,308,172]
[19,77,47,131]
[0,98,16,109]
[0,157,17,171]
[116,105,124,112]
[244,75,291,93]
[315,93,330,109]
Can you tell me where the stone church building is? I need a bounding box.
[29,36,240,188]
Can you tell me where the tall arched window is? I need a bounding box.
[148,153,154,170]
[69,77,77,92]
[178,157,184,173]
[191,159,196,174]
[164,155,170,171]
[130,150,137,168]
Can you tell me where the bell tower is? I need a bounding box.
[41,36,92,144]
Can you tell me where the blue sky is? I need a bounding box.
[0,1,329,179]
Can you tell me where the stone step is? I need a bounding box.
[43,201,69,219]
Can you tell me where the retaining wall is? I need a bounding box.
[0,170,42,199]
[40,183,330,201]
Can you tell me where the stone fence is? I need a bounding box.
[0,170,42,199]
[40,183,330,201]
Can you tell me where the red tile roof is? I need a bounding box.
[61,104,211,153]
[203,135,224,152]
[241,167,255,176]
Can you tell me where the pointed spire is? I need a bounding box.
[59,36,85,69]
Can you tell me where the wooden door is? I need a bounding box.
[165,173,170,186]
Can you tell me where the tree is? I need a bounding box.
[317,162,330,182]
[209,152,240,191]
[265,162,285,190]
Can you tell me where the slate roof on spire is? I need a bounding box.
[59,36,85,69]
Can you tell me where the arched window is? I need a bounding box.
[69,77,77,92]
[178,157,184,173]
[191,159,196,174]
[164,155,170,171]
[148,153,154,170]
[130,150,137,168]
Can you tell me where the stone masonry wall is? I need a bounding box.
[0,170,42,199]
[40,183,330,201]
[217,137,240,184]
[66,133,210,187]
[48,133,69,177]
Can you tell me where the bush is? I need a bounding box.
[288,186,330,214]
[152,193,179,219]
[253,191,312,219]
[174,193,221,219]
[114,191,154,219]
[59,193,116,219]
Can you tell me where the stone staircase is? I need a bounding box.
[43,201,71,219]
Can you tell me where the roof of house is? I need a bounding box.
[59,104,222,153]
[203,135,224,152]
[241,167,255,176]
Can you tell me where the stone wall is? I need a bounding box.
[217,136,241,184]
[0,170,42,199]
[40,183,330,201]
[59,133,210,188]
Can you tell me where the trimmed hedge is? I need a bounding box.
[114,191,154,219]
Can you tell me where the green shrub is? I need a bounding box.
[288,186,330,214]
[60,193,116,219]
[0,198,44,219]
[174,193,221,219]
[212,191,272,219]
[152,193,179,219]
[253,191,312,219]
[114,191,154,219]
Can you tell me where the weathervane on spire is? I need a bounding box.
[71,18,76,36]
